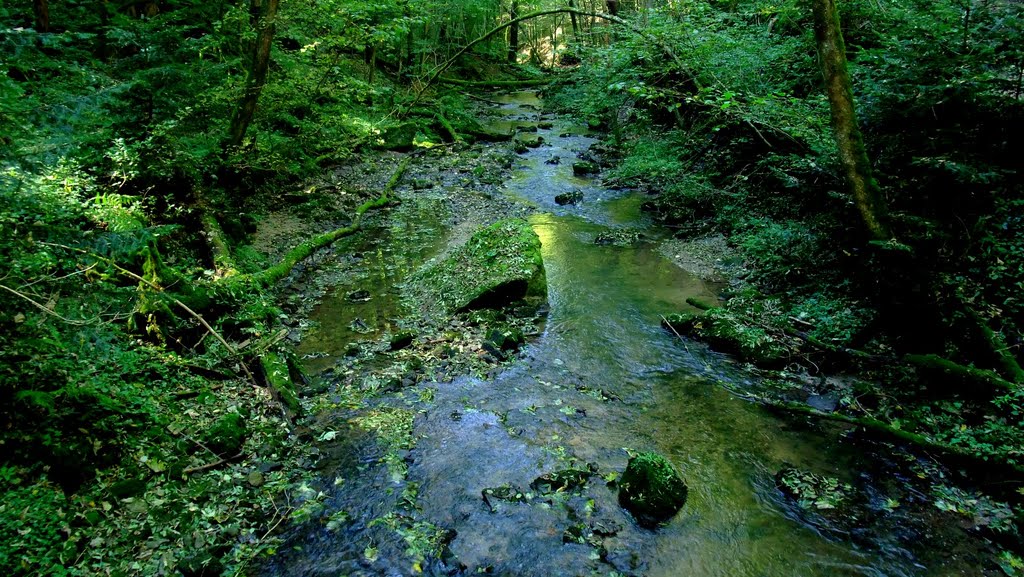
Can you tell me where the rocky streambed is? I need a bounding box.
[255,92,1002,577]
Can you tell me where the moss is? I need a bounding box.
[663,308,788,365]
[618,452,688,528]
[261,351,302,415]
[203,412,247,457]
[572,161,599,176]
[410,218,546,316]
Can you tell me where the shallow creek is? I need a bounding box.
[266,93,957,577]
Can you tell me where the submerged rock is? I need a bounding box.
[618,452,688,528]
[410,219,546,316]
[572,161,599,176]
[555,190,583,205]
[595,230,642,246]
[530,465,596,494]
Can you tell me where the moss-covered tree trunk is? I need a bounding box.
[226,0,280,150]
[568,0,579,37]
[811,0,891,241]
[508,1,520,63]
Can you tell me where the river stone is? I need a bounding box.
[573,161,599,176]
[555,190,583,205]
[410,219,546,316]
[618,452,688,528]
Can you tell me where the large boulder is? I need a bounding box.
[618,452,688,528]
[411,219,546,316]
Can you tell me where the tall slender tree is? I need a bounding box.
[226,0,281,150]
[33,0,50,32]
[811,0,891,240]
[508,1,520,63]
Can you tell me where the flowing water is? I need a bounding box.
[266,93,960,577]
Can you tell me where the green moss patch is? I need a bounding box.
[618,451,688,528]
[409,219,546,317]
[663,307,789,365]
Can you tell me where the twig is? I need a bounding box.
[0,283,94,325]
[182,451,245,475]
[660,314,690,353]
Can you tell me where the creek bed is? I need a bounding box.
[264,92,979,577]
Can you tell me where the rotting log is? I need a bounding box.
[906,353,1019,395]
[260,351,301,416]
[200,211,237,277]
[964,306,1024,384]
[241,156,410,288]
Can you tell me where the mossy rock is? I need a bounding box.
[376,122,418,151]
[483,327,525,359]
[618,452,688,528]
[203,412,247,457]
[390,330,416,351]
[573,161,599,176]
[555,190,583,205]
[662,309,788,365]
[410,219,546,316]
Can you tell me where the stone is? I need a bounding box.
[572,161,599,176]
[203,412,247,457]
[554,190,583,205]
[389,330,416,351]
[410,219,546,316]
[618,451,688,528]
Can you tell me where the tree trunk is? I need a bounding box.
[226,0,280,151]
[568,0,579,37]
[508,1,520,63]
[607,0,619,16]
[811,0,891,241]
[34,0,50,32]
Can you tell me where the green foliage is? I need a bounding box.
[776,468,853,512]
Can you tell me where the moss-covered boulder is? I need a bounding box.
[572,161,599,176]
[376,122,417,151]
[662,308,788,365]
[410,219,546,316]
[203,412,247,457]
[618,452,688,528]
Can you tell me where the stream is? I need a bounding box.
[264,93,965,577]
